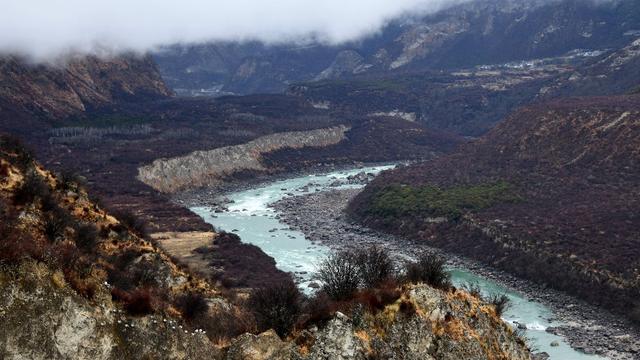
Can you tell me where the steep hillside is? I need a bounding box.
[0,134,228,358]
[153,0,640,95]
[0,54,172,122]
[349,95,640,322]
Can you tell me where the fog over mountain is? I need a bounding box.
[0,0,473,61]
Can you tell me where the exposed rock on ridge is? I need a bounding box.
[225,284,532,360]
[138,125,349,193]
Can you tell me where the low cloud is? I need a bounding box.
[0,0,469,61]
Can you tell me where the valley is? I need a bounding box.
[2,0,640,358]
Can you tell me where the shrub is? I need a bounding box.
[88,192,105,211]
[112,287,157,315]
[112,210,148,238]
[62,263,98,299]
[106,249,143,291]
[353,246,395,288]
[302,292,335,326]
[488,293,511,317]
[74,223,99,251]
[192,309,254,344]
[404,253,451,290]
[0,162,9,178]
[176,292,209,321]
[399,299,417,317]
[51,242,81,270]
[0,135,33,169]
[367,181,520,220]
[316,251,361,301]
[56,169,85,192]
[352,281,401,312]
[0,230,42,265]
[0,199,46,264]
[249,280,302,337]
[461,281,483,298]
[13,171,49,205]
[42,207,72,242]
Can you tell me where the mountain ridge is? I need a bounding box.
[153,0,640,95]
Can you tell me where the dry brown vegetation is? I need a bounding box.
[0,134,218,320]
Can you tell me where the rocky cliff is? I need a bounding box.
[0,54,172,121]
[137,125,349,193]
[0,261,219,360]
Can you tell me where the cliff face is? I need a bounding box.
[349,95,640,323]
[0,54,172,121]
[137,125,349,193]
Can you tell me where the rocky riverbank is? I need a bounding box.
[271,188,640,360]
[138,126,350,193]
[171,162,403,209]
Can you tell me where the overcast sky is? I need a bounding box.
[0,0,470,61]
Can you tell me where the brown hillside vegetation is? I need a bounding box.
[350,95,640,322]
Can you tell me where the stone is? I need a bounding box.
[226,330,297,360]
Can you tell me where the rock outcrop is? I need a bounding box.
[0,261,220,360]
[314,51,369,81]
[225,284,532,360]
[0,135,223,359]
[138,125,349,193]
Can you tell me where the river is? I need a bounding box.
[191,165,603,359]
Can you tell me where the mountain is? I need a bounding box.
[153,0,640,95]
[349,94,640,323]
[0,54,172,123]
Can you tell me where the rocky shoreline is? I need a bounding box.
[270,188,640,360]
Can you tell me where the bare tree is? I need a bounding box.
[316,251,361,300]
[249,280,301,337]
[404,252,451,290]
[353,246,395,288]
